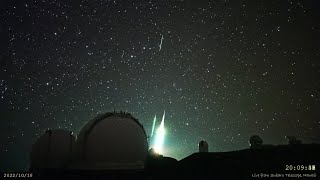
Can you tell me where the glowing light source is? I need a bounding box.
[153,111,165,154]
[150,115,157,138]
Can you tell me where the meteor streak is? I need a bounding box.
[150,115,157,138]
[159,35,164,51]
[153,111,165,154]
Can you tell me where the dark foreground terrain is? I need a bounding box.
[28,144,320,179]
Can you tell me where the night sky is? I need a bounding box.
[1,0,320,171]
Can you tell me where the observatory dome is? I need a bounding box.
[30,129,75,170]
[198,140,209,152]
[74,112,148,170]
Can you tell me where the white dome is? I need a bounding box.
[30,129,75,169]
[74,112,148,170]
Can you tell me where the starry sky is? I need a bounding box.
[1,0,320,171]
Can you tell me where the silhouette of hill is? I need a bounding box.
[173,144,319,179]
[30,143,320,179]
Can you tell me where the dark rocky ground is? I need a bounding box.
[29,144,320,179]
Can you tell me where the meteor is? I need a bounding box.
[153,111,165,154]
[159,35,164,51]
[150,115,157,138]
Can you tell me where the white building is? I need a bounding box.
[30,129,76,169]
[72,112,149,170]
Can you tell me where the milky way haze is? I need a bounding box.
[0,0,320,171]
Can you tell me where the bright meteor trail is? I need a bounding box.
[159,35,164,51]
[150,115,157,138]
[153,111,166,154]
